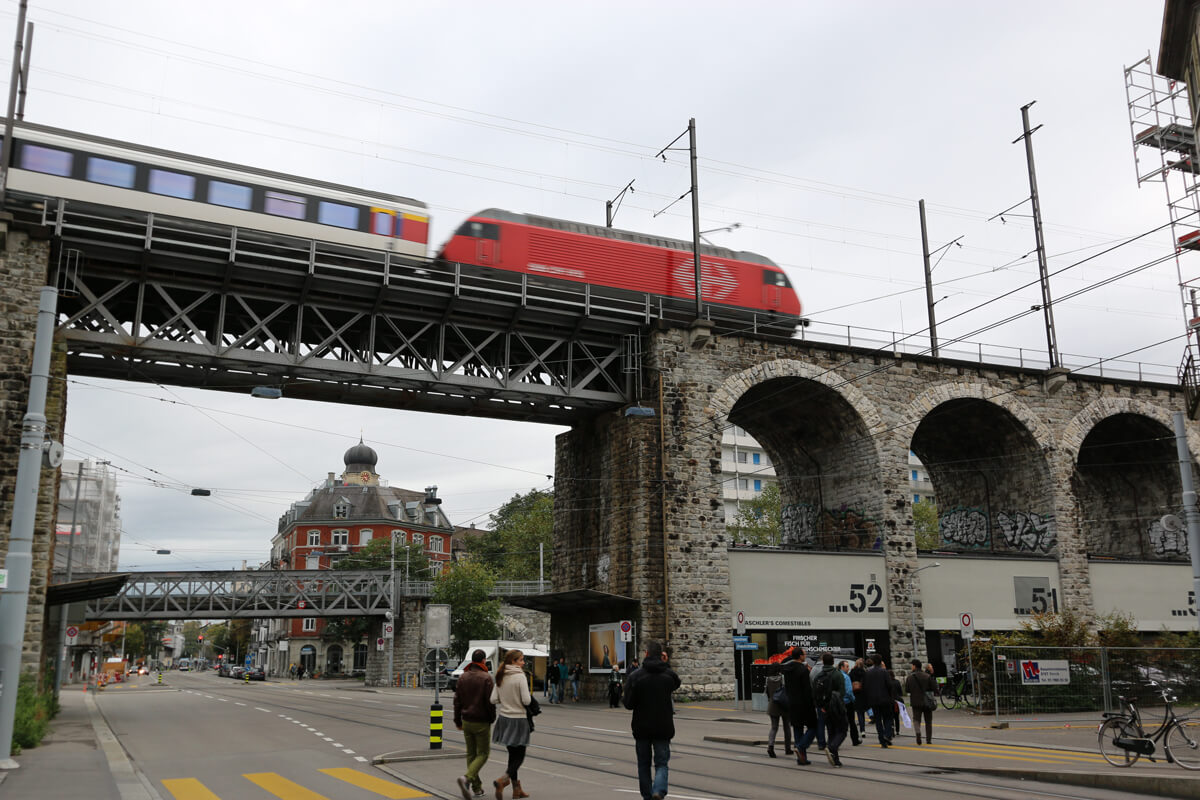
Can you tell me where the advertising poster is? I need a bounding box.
[1019,659,1070,685]
[588,622,627,674]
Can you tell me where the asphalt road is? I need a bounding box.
[92,671,1191,800]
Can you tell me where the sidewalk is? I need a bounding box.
[0,683,158,800]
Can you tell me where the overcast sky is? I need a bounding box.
[12,1,1180,570]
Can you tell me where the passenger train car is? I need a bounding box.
[3,121,429,255]
[437,208,803,324]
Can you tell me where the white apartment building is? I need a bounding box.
[55,459,122,573]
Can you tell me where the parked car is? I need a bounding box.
[245,666,266,681]
[217,663,231,677]
[230,666,245,679]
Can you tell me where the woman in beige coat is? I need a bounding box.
[490,649,533,798]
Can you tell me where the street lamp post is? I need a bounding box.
[908,562,941,661]
[388,531,397,688]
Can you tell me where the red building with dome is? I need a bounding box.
[265,440,455,676]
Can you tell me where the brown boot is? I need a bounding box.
[511,780,530,799]
[493,774,510,800]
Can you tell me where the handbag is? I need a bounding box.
[772,685,789,709]
[924,693,938,711]
[527,696,542,717]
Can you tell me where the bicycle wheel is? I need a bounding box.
[1165,720,1200,770]
[939,688,960,711]
[1098,718,1141,767]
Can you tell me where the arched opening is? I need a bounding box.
[912,398,1054,555]
[1073,413,1189,560]
[299,645,316,674]
[727,377,881,550]
[326,644,344,674]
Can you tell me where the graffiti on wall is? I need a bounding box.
[938,507,1058,553]
[1148,517,1190,557]
[996,511,1057,554]
[781,502,880,550]
[939,506,989,548]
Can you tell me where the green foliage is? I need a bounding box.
[140,621,168,658]
[11,673,58,755]
[1095,610,1141,649]
[1156,628,1200,649]
[465,489,553,580]
[182,621,203,657]
[432,560,500,657]
[727,482,781,545]
[123,624,146,659]
[321,616,372,645]
[334,536,431,579]
[912,501,939,550]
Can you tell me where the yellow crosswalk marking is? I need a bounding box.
[245,772,329,799]
[893,744,1074,764]
[162,778,221,800]
[319,768,430,798]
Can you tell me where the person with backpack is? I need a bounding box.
[839,660,861,747]
[814,653,847,767]
[905,659,937,745]
[781,649,818,765]
[808,653,830,751]
[763,663,792,758]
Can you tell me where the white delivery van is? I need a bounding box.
[447,639,550,691]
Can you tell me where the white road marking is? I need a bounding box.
[255,707,271,712]
[395,703,418,708]
[343,749,356,754]
[574,725,623,734]
[332,743,343,748]
[354,756,368,762]
[322,737,333,741]
[235,702,246,706]
[363,699,381,704]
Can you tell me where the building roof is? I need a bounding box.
[1159,0,1196,80]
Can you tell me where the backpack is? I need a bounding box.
[771,685,789,709]
[814,668,835,709]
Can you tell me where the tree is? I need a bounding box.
[334,536,431,580]
[432,560,500,657]
[465,489,554,580]
[727,482,781,545]
[912,501,939,550]
[182,621,203,657]
[123,624,146,659]
[140,621,168,660]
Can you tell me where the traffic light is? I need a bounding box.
[218,654,223,661]
[198,635,204,643]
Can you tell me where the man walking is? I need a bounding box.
[453,648,496,800]
[623,641,680,800]
[556,657,570,704]
[862,654,894,747]
[905,659,936,745]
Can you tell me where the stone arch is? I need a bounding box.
[1063,398,1196,561]
[710,360,888,550]
[903,380,1057,555]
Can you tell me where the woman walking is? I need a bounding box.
[607,664,623,708]
[763,663,792,758]
[491,649,533,799]
[781,650,818,765]
[905,659,936,745]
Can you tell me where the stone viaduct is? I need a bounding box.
[2,228,1195,700]
[553,324,1196,698]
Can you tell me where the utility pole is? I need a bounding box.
[919,200,939,358]
[53,462,84,697]
[0,0,31,207]
[0,286,60,769]
[1173,412,1200,633]
[688,118,702,319]
[1016,102,1061,368]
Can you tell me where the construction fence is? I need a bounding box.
[990,646,1200,722]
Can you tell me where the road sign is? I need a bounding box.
[734,610,746,635]
[425,604,451,648]
[376,637,385,651]
[960,612,975,640]
[732,635,749,643]
[619,619,633,642]
[735,642,758,651]
[66,625,78,645]
[383,623,394,639]
[245,655,252,667]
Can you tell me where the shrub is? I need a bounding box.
[11,673,57,754]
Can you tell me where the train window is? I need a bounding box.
[19,144,73,176]
[265,190,306,220]
[370,210,395,236]
[86,157,136,188]
[454,220,500,240]
[148,169,196,200]
[318,201,359,229]
[208,180,252,209]
[763,269,790,287]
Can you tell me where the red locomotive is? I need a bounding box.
[438,209,802,325]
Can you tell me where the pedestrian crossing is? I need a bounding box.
[162,767,429,799]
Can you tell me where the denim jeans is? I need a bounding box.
[814,707,827,748]
[790,722,817,756]
[634,738,670,799]
[872,703,895,743]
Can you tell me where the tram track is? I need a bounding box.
[162,678,1127,800]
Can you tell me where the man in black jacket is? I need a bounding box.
[453,649,496,800]
[861,654,894,747]
[623,641,681,800]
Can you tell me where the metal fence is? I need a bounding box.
[991,646,1200,722]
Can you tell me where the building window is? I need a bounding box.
[430,560,444,575]
[754,479,762,491]
[428,536,442,553]
[331,529,349,545]
[914,494,920,503]
[302,618,316,632]
[333,503,349,519]
[353,642,368,670]
[912,470,919,481]
[389,529,404,547]
[736,451,748,463]
[752,453,761,465]
[412,532,424,546]
[738,478,749,490]
[305,555,320,570]
[307,530,320,546]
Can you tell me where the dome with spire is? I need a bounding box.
[343,437,378,473]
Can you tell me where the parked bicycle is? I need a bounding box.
[939,670,976,710]
[1097,683,1200,770]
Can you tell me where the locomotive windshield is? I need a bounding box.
[762,269,792,288]
[455,220,500,240]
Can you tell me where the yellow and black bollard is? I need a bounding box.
[429,703,443,750]
[156,671,163,686]
[244,669,250,685]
